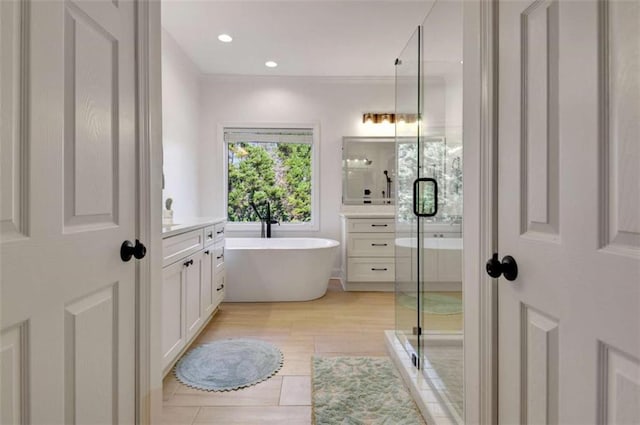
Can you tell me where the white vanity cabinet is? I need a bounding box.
[161,219,226,373]
[341,215,396,291]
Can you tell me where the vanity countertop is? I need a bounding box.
[161,217,226,238]
[339,212,395,218]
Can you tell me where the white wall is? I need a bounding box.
[161,29,202,219]
[198,76,398,243]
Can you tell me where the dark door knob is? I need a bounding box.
[486,253,518,281]
[121,239,147,262]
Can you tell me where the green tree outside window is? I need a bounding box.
[227,142,312,223]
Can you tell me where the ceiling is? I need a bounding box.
[161,1,437,77]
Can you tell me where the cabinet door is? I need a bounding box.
[185,251,203,341]
[201,249,215,316]
[212,241,225,308]
[162,261,185,370]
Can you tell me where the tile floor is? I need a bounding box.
[160,280,462,424]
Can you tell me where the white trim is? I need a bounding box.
[203,74,396,85]
[462,1,498,424]
[135,0,163,423]
[218,122,321,232]
[386,331,462,425]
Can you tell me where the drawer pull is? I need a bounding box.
[371,243,388,247]
[184,259,194,267]
[207,232,213,239]
[371,267,388,271]
[371,224,388,227]
[204,250,210,255]
[216,284,225,291]
[216,254,224,260]
[216,229,224,235]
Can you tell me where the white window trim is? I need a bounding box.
[219,122,320,232]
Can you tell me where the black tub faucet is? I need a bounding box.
[265,201,280,238]
[250,200,279,238]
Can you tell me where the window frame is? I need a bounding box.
[220,123,320,232]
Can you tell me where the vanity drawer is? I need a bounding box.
[214,222,226,242]
[214,271,226,305]
[348,234,395,257]
[204,226,216,247]
[347,258,395,282]
[214,244,225,271]
[348,219,395,233]
[163,229,204,267]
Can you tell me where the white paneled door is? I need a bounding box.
[1,0,139,423]
[498,0,640,423]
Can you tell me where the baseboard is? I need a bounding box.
[331,268,342,279]
[339,281,462,292]
[343,281,394,292]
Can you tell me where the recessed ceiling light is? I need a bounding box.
[265,61,278,68]
[217,34,233,43]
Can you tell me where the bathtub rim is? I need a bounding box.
[225,237,340,251]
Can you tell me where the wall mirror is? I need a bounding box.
[342,137,396,205]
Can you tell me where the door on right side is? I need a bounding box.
[498,0,640,423]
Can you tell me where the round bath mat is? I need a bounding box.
[175,338,283,391]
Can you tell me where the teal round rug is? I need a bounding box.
[397,292,463,315]
[175,338,283,391]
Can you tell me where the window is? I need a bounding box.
[224,126,318,229]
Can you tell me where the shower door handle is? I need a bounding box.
[413,178,438,217]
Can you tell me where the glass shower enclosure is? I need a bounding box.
[394,2,464,422]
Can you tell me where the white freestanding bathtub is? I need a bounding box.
[225,238,340,302]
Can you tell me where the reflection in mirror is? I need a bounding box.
[342,137,396,205]
[397,136,462,223]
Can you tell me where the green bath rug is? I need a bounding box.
[312,356,425,424]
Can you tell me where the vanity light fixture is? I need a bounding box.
[265,60,278,68]
[380,113,395,124]
[362,113,397,124]
[218,34,233,43]
[363,113,376,124]
[395,113,419,124]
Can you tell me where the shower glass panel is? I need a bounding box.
[420,1,464,422]
[394,2,464,423]
[394,26,422,363]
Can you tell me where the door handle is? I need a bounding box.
[413,178,438,217]
[486,253,518,281]
[120,239,147,262]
